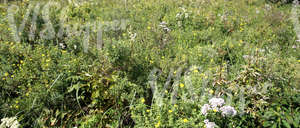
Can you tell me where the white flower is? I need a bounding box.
[0,117,20,128]
[220,105,237,117]
[209,98,225,108]
[203,119,217,128]
[201,104,211,116]
[159,21,171,32]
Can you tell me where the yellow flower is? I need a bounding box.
[15,105,19,109]
[20,60,24,64]
[15,101,19,104]
[183,118,188,123]
[141,98,145,103]
[25,92,29,96]
[168,110,173,113]
[213,109,218,112]
[155,121,160,128]
[179,83,184,88]
[193,69,198,73]
[146,109,150,112]
[4,72,9,76]
[209,89,214,94]
[165,90,168,93]
[42,54,45,57]
[11,75,14,78]
[147,26,151,30]
[298,60,300,63]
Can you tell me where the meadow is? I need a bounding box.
[0,0,299,127]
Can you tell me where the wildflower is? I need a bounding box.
[213,108,218,112]
[183,118,188,123]
[193,69,198,73]
[220,106,237,117]
[165,90,168,93]
[4,72,9,77]
[42,54,45,57]
[159,21,171,32]
[15,105,19,109]
[209,98,225,108]
[204,119,216,128]
[298,60,300,63]
[168,110,173,113]
[201,104,211,116]
[147,26,151,30]
[155,121,160,128]
[209,90,214,94]
[15,101,19,104]
[179,83,184,88]
[0,117,20,128]
[146,109,150,112]
[141,98,145,103]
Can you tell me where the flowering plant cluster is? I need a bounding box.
[201,98,237,128]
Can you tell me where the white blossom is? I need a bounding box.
[201,104,211,116]
[203,119,217,128]
[0,117,20,128]
[209,98,225,108]
[220,106,237,117]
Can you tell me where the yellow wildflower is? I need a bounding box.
[168,110,173,113]
[155,121,160,128]
[42,54,45,57]
[298,60,300,63]
[213,109,218,112]
[141,98,145,103]
[183,118,188,123]
[15,105,19,109]
[146,109,150,112]
[4,72,9,76]
[179,83,184,88]
[193,69,198,73]
[147,26,151,30]
[15,101,19,104]
[209,90,214,94]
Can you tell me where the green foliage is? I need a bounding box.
[0,0,299,127]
